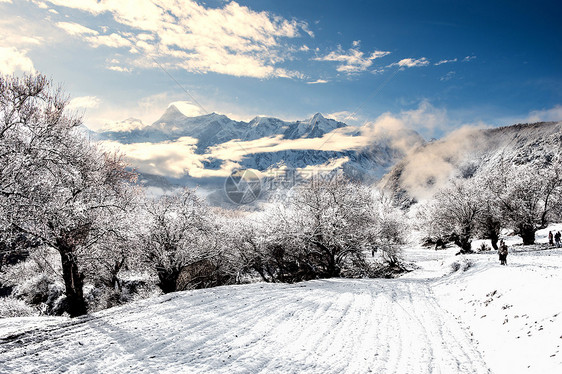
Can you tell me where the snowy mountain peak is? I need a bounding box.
[156,104,189,124]
[167,101,207,118]
[310,112,325,121]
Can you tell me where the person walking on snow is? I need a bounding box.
[555,231,561,248]
[498,239,508,265]
[548,231,554,246]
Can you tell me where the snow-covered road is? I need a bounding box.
[0,278,489,373]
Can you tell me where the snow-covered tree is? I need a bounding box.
[369,190,409,267]
[282,177,378,278]
[0,74,136,317]
[423,179,482,253]
[141,188,217,293]
[484,161,562,244]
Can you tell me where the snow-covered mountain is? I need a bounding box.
[381,121,562,204]
[94,104,423,195]
[99,106,351,150]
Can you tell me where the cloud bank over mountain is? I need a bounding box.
[94,102,427,181]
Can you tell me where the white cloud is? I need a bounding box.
[314,43,390,74]
[526,105,562,123]
[56,21,98,36]
[0,46,35,74]
[67,95,101,110]
[0,0,13,3]
[98,118,146,132]
[30,0,48,8]
[266,157,350,176]
[396,125,487,201]
[434,58,457,66]
[168,101,206,117]
[85,33,132,48]
[46,0,311,79]
[307,79,328,84]
[326,111,358,122]
[463,55,476,62]
[389,57,430,68]
[101,137,206,178]
[400,101,448,133]
[0,13,46,48]
[440,71,456,81]
[206,129,367,164]
[107,65,131,73]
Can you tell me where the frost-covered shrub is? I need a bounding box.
[0,248,60,287]
[0,296,38,318]
[121,279,161,303]
[85,277,160,312]
[14,274,66,315]
[478,242,491,252]
[450,258,474,273]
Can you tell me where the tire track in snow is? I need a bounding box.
[0,279,490,373]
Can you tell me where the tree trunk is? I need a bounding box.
[156,266,181,293]
[327,252,339,277]
[485,216,500,250]
[489,231,499,251]
[57,242,87,317]
[520,224,535,245]
[454,234,473,254]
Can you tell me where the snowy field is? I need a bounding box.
[1,227,561,373]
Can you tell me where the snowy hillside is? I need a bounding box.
[2,228,561,373]
[381,121,562,203]
[402,226,562,374]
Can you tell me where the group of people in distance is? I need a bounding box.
[548,231,562,248]
[499,230,562,266]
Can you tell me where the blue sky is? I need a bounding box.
[1,0,561,138]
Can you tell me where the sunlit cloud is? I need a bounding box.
[326,111,358,122]
[0,46,35,74]
[68,95,101,110]
[56,21,98,36]
[99,118,147,133]
[388,57,430,68]
[167,101,206,117]
[526,105,562,123]
[307,79,328,84]
[85,33,132,48]
[313,42,390,74]
[107,65,131,73]
[45,0,311,79]
[395,125,488,201]
[434,58,457,66]
[101,136,205,178]
[264,157,350,177]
